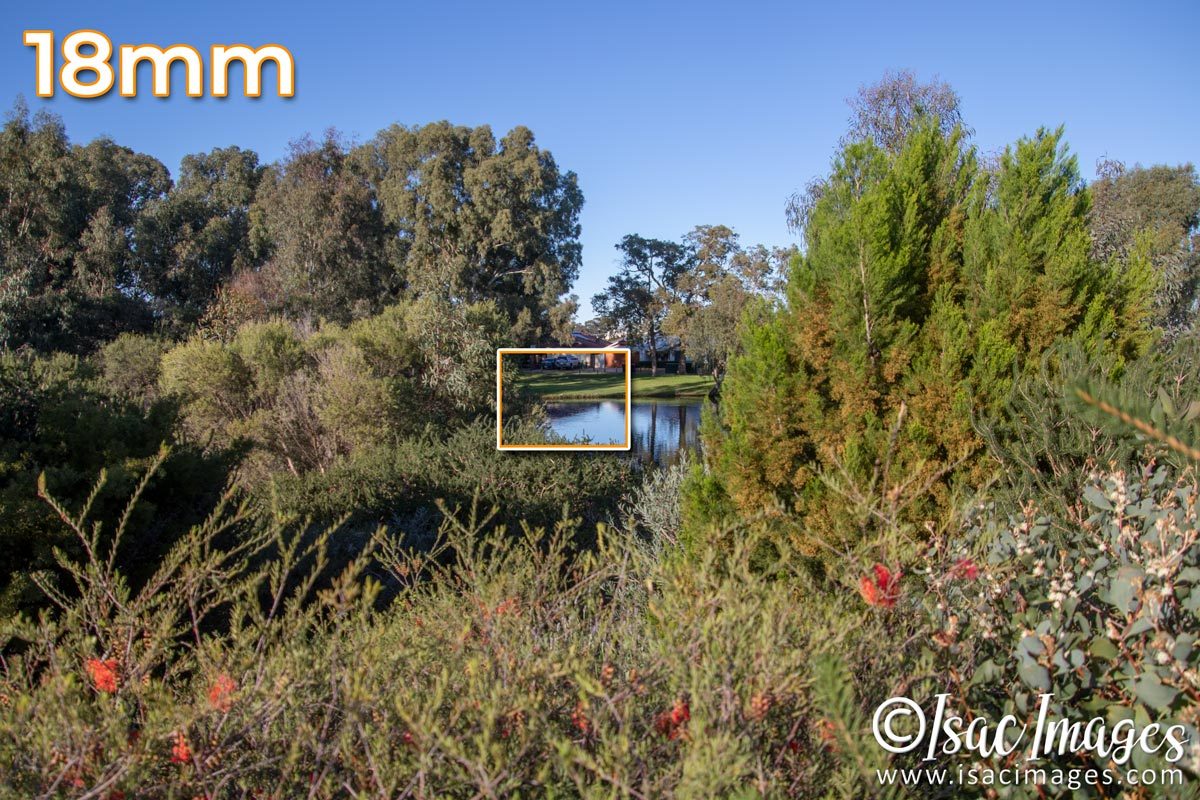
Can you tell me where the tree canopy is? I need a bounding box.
[592,234,691,375]
[687,122,1159,555]
[0,107,584,351]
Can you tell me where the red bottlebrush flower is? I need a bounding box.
[748,692,772,722]
[207,673,237,712]
[816,718,839,751]
[571,701,591,735]
[656,698,690,740]
[670,699,690,726]
[401,730,414,746]
[170,732,192,765]
[494,597,520,617]
[951,558,979,580]
[858,564,900,608]
[86,658,120,694]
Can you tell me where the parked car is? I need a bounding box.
[542,355,582,369]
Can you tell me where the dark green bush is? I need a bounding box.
[0,351,228,618]
[268,420,638,544]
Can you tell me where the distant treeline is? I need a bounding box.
[0,100,584,353]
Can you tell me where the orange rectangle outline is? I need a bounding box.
[496,348,632,451]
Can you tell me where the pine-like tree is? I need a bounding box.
[686,125,1157,557]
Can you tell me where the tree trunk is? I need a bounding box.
[647,401,658,463]
[647,320,658,376]
[677,403,686,452]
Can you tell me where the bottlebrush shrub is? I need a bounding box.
[922,465,1200,785]
[0,461,851,799]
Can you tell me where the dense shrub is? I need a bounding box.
[687,125,1159,558]
[161,298,515,482]
[980,333,1200,524]
[1,447,1197,798]
[0,476,827,798]
[96,333,169,408]
[909,465,1200,790]
[268,419,638,543]
[0,351,227,618]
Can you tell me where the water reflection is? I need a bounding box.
[543,399,703,462]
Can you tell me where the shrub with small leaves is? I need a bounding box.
[920,465,1200,788]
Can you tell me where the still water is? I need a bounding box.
[543,399,703,461]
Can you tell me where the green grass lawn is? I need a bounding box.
[515,370,714,399]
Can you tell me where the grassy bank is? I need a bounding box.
[516,370,714,399]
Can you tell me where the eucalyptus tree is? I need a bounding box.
[592,234,691,375]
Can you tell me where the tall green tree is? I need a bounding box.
[0,104,169,351]
[366,122,583,342]
[663,225,789,389]
[133,146,263,333]
[246,133,393,323]
[687,123,1157,556]
[592,234,691,375]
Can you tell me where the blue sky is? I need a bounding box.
[3,0,1197,318]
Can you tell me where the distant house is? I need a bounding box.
[614,333,690,372]
[570,331,627,369]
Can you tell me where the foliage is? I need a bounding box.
[980,334,1200,525]
[96,333,169,408]
[1090,160,1200,333]
[843,69,966,156]
[367,121,584,343]
[616,452,691,551]
[689,123,1160,556]
[787,70,966,235]
[592,234,692,375]
[0,351,227,618]
[663,225,791,388]
[1,106,584,351]
[0,103,167,352]
[3,439,1197,798]
[244,133,394,324]
[916,465,1200,792]
[0,472,838,799]
[161,298,511,482]
[268,419,637,543]
[133,146,263,334]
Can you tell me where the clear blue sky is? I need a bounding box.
[3,0,1197,318]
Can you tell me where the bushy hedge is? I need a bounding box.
[0,349,227,618]
[917,466,1200,788]
[161,298,515,482]
[2,449,1195,798]
[268,420,638,544]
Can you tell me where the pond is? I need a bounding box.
[543,399,704,462]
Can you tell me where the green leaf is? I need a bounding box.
[1083,485,1112,510]
[1131,674,1178,710]
[1018,659,1051,692]
[1157,387,1177,418]
[1089,637,1119,661]
[1105,566,1143,614]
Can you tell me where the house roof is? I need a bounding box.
[570,331,625,349]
